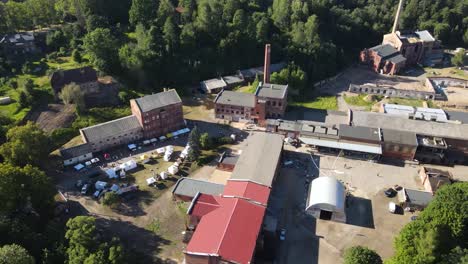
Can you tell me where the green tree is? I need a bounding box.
[18,90,30,109]
[388,183,468,264]
[162,16,179,53]
[129,0,157,27]
[0,163,55,215]
[344,246,382,264]
[187,126,201,161]
[0,122,50,167]
[452,49,467,67]
[0,244,35,264]
[59,83,85,111]
[83,28,119,73]
[199,133,212,150]
[22,79,35,95]
[72,49,83,63]
[102,192,120,208]
[65,216,125,264]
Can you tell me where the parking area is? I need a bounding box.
[268,146,468,263]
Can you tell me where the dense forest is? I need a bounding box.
[0,0,467,91]
[0,0,466,263]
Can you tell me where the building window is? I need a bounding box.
[272,101,276,106]
[278,102,282,107]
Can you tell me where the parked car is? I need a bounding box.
[93,190,102,199]
[384,188,397,198]
[81,184,90,195]
[279,229,286,241]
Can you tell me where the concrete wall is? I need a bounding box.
[81,126,143,152]
[63,152,93,166]
[215,103,254,122]
[348,85,435,100]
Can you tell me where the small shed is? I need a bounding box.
[398,188,433,210]
[305,177,346,223]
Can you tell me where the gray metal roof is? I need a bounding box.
[415,30,435,42]
[221,155,239,165]
[255,83,288,99]
[172,178,224,198]
[370,44,399,58]
[230,133,284,187]
[60,143,92,159]
[338,124,380,142]
[401,188,433,207]
[222,75,244,85]
[299,137,382,154]
[387,54,406,64]
[215,90,256,108]
[133,90,181,113]
[81,115,142,143]
[201,78,227,91]
[446,111,468,124]
[351,111,468,140]
[381,128,417,146]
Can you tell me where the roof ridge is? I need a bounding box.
[81,115,137,130]
[216,198,240,256]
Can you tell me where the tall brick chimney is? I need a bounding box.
[263,44,271,84]
[392,0,404,33]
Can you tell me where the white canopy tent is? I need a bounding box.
[119,159,137,172]
[305,177,346,223]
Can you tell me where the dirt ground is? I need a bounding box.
[27,103,76,132]
[273,145,468,263]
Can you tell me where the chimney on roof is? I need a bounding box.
[263,44,271,84]
[392,0,404,33]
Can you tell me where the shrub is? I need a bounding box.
[344,246,382,264]
[102,192,120,208]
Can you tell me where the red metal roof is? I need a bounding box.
[223,180,271,205]
[186,196,266,264]
[189,194,222,217]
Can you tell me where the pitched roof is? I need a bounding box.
[80,115,142,143]
[230,133,284,187]
[60,143,92,159]
[132,90,182,113]
[351,111,468,140]
[50,67,97,94]
[172,178,224,199]
[201,78,227,92]
[255,83,288,99]
[223,180,271,205]
[186,196,266,264]
[214,90,256,108]
[387,54,407,64]
[370,44,399,58]
[400,189,433,207]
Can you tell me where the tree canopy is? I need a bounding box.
[0,244,35,264]
[344,246,382,264]
[388,182,468,264]
[0,122,50,167]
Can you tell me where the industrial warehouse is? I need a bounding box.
[267,105,468,165]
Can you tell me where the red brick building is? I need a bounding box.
[214,83,288,125]
[130,89,185,139]
[360,44,406,75]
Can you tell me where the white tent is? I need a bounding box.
[168,165,178,175]
[119,159,137,172]
[146,177,157,185]
[163,153,171,162]
[305,177,346,223]
[74,164,85,171]
[95,181,107,190]
[110,184,120,192]
[127,144,137,150]
[160,172,168,180]
[106,168,117,179]
[166,145,174,152]
[156,147,166,154]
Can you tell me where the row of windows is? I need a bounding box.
[216,109,245,115]
[266,101,282,107]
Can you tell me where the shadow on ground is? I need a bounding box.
[96,217,172,264]
[346,196,375,229]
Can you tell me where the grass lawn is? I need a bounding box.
[290,96,338,110]
[233,85,256,94]
[72,106,132,129]
[387,97,424,107]
[425,66,468,80]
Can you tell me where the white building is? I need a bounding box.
[305,177,346,223]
